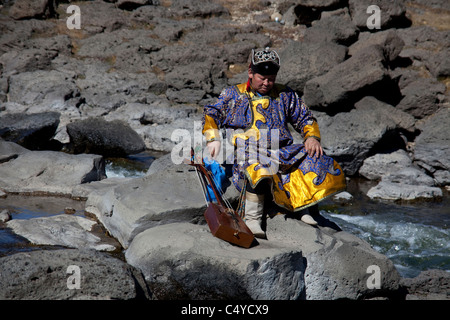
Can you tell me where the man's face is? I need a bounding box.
[248,70,276,95]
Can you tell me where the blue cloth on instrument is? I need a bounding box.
[204,158,226,202]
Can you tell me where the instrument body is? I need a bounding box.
[187,151,255,248]
[204,202,255,248]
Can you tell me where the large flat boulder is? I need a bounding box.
[0,145,106,196]
[125,214,402,300]
[7,215,117,251]
[125,222,306,300]
[85,154,239,248]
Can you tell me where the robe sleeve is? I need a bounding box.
[286,89,321,142]
[202,88,229,142]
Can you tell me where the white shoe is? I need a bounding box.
[246,219,266,238]
[245,192,266,239]
[301,213,318,226]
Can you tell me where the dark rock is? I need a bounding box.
[152,18,193,42]
[76,28,163,73]
[397,26,449,52]
[181,19,237,45]
[426,47,450,78]
[414,107,450,186]
[283,4,320,26]
[283,0,346,26]
[348,0,410,30]
[150,43,220,73]
[349,29,405,62]
[224,33,271,64]
[0,249,152,300]
[166,0,230,18]
[303,13,359,46]
[290,0,345,9]
[396,78,446,119]
[278,41,347,94]
[117,0,154,11]
[27,34,73,56]
[0,112,60,150]
[165,88,206,104]
[70,59,165,115]
[9,0,55,20]
[408,0,450,10]
[359,149,413,180]
[67,118,146,157]
[8,70,80,107]
[397,26,450,78]
[57,1,130,34]
[303,45,388,111]
[165,62,214,94]
[354,96,415,134]
[0,48,57,76]
[400,269,450,300]
[317,101,401,175]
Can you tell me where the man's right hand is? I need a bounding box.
[206,140,221,159]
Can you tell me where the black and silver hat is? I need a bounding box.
[250,47,280,75]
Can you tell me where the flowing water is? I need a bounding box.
[1,154,449,279]
[104,150,163,178]
[320,179,450,278]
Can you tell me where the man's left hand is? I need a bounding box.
[304,137,323,158]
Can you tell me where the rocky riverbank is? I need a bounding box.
[0,0,448,300]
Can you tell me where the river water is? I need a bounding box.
[321,178,449,278]
[1,153,449,279]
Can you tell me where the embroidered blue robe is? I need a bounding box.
[202,82,346,211]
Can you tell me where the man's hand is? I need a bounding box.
[304,137,323,158]
[206,140,221,159]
